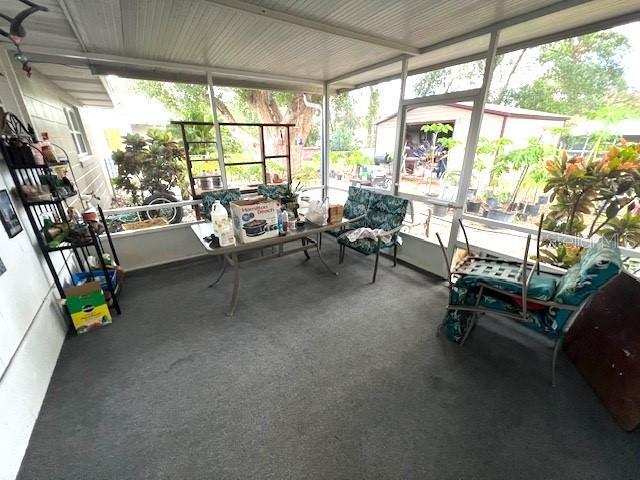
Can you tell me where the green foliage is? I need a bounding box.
[112,129,187,203]
[476,137,512,160]
[538,243,584,269]
[134,81,210,121]
[506,32,631,115]
[541,142,640,266]
[344,149,373,168]
[365,86,380,148]
[491,137,544,178]
[293,159,320,185]
[420,122,453,136]
[413,61,484,97]
[330,93,360,151]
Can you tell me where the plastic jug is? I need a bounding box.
[211,200,229,236]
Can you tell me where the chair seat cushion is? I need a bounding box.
[326,226,354,238]
[337,235,395,255]
[455,265,558,301]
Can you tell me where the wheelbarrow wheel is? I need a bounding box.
[143,192,183,224]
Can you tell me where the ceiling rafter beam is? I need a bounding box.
[328,0,593,86]
[417,0,593,55]
[203,0,419,55]
[13,45,325,88]
[336,6,640,93]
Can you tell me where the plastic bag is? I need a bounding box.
[306,198,328,225]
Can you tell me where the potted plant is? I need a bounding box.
[466,197,482,214]
[111,129,188,224]
[484,183,514,222]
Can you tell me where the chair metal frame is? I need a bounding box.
[435,218,582,386]
[337,221,402,283]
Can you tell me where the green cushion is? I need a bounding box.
[365,193,408,232]
[549,239,622,330]
[257,184,290,200]
[337,234,395,255]
[201,189,241,220]
[455,270,558,301]
[343,186,372,229]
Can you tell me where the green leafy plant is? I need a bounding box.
[112,129,187,204]
[540,141,640,267]
[491,137,546,207]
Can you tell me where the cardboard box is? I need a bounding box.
[64,281,112,334]
[230,198,279,243]
[328,204,344,224]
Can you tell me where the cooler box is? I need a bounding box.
[72,270,118,292]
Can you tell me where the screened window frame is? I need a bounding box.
[64,107,89,155]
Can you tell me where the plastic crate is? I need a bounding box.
[71,270,117,292]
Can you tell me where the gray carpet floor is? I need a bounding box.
[18,241,640,479]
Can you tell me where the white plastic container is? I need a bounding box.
[218,222,236,247]
[211,200,229,236]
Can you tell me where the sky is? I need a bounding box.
[615,21,640,90]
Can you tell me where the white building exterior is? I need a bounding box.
[375,102,568,172]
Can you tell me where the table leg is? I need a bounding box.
[302,238,311,260]
[315,235,338,276]
[226,253,240,317]
[208,256,227,288]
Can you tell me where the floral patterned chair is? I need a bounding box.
[257,184,290,201]
[336,186,409,283]
[201,189,241,220]
[436,227,623,385]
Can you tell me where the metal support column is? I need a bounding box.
[207,72,228,189]
[391,58,408,196]
[445,31,500,266]
[321,81,330,199]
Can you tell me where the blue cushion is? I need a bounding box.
[549,239,622,330]
[454,270,557,301]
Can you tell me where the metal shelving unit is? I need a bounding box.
[1,113,121,329]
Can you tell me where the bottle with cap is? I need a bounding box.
[40,132,57,164]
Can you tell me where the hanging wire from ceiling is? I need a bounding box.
[0,0,49,77]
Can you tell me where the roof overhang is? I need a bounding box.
[0,0,638,95]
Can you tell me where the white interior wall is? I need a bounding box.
[0,59,81,480]
[108,223,207,271]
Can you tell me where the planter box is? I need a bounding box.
[466,200,482,214]
[430,204,448,217]
[487,208,514,223]
[525,203,540,216]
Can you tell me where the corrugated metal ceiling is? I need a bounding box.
[1,0,639,93]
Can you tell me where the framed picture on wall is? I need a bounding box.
[0,189,23,238]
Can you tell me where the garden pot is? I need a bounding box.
[486,197,500,210]
[430,204,448,217]
[487,208,514,223]
[466,200,482,214]
[525,203,540,216]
